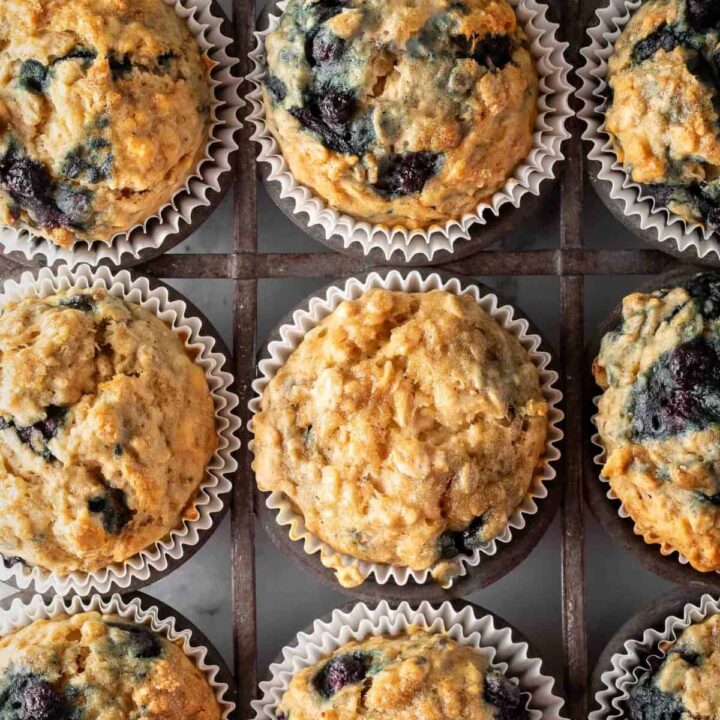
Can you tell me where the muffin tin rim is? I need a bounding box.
[252,267,564,601]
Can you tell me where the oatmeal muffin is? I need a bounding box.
[0,287,217,574]
[252,288,549,587]
[593,272,720,572]
[0,0,213,248]
[0,612,221,719]
[275,629,529,720]
[262,0,538,229]
[605,0,720,229]
[626,613,720,720]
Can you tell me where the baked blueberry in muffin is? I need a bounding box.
[0,0,213,248]
[252,288,549,587]
[594,272,720,572]
[605,0,720,229]
[262,0,538,229]
[625,612,720,720]
[0,612,221,719]
[0,287,217,574]
[275,629,530,720]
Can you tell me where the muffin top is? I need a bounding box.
[0,287,217,574]
[262,0,538,229]
[0,612,221,720]
[593,272,720,572]
[605,0,720,229]
[0,0,213,248]
[275,629,529,720]
[252,288,548,586]
[627,612,720,720]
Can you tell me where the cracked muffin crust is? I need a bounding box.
[626,613,720,720]
[0,0,213,248]
[605,0,720,229]
[593,272,720,572]
[262,0,538,229]
[0,612,221,719]
[252,288,549,587]
[0,287,217,574]
[274,629,530,720]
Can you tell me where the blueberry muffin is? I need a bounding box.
[0,0,213,248]
[605,0,720,229]
[625,612,720,720]
[593,272,720,572]
[262,0,538,229]
[0,287,217,574]
[252,288,549,587]
[275,629,529,720]
[0,612,221,719]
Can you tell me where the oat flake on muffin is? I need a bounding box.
[605,0,720,230]
[274,628,529,720]
[0,287,217,574]
[261,0,538,229]
[0,612,221,719]
[252,288,548,587]
[594,272,720,573]
[0,0,213,248]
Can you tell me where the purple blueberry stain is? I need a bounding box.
[105,621,162,659]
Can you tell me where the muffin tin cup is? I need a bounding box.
[590,587,720,719]
[585,265,720,590]
[251,599,566,720]
[0,264,241,596]
[0,0,242,269]
[0,589,236,719]
[246,0,572,264]
[250,269,564,600]
[578,1,720,264]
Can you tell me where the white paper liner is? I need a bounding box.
[578,0,720,261]
[0,264,241,595]
[0,592,235,719]
[0,0,242,268]
[252,600,566,720]
[591,593,720,719]
[247,0,572,262]
[249,269,564,589]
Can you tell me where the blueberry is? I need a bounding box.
[88,486,134,535]
[373,151,442,197]
[18,60,49,94]
[54,48,97,67]
[483,671,529,720]
[114,444,123,456]
[156,51,176,67]
[290,98,373,155]
[61,294,94,312]
[632,24,684,63]
[35,405,66,440]
[310,31,345,64]
[681,272,720,319]
[639,183,675,208]
[54,185,90,225]
[319,92,355,127]
[686,0,720,31]
[105,621,162,659]
[1,555,24,568]
[22,680,64,720]
[275,714,288,720]
[668,340,717,389]
[669,648,701,666]
[107,53,132,80]
[312,653,370,698]
[626,672,685,720]
[266,75,287,103]
[472,34,513,70]
[312,0,348,24]
[437,514,487,559]
[0,673,68,720]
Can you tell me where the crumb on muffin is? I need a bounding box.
[262,0,538,229]
[605,0,720,229]
[0,612,221,719]
[0,0,213,247]
[594,272,720,572]
[252,288,548,587]
[0,287,217,574]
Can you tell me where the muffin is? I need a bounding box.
[261,0,538,229]
[604,0,720,229]
[0,287,217,574]
[593,272,720,572]
[275,629,529,720]
[252,287,549,587]
[0,0,213,248]
[0,612,220,719]
[625,612,720,720]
